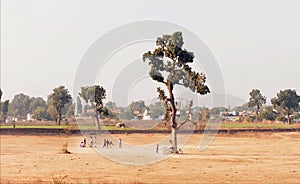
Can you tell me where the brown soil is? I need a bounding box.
[1,132,299,183]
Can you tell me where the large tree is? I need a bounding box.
[79,85,106,129]
[248,89,266,120]
[48,86,72,125]
[271,89,300,124]
[8,93,31,119]
[143,32,210,153]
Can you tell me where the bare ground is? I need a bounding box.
[0,132,299,183]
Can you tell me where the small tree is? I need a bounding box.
[248,89,266,121]
[271,89,300,124]
[143,32,210,153]
[79,85,106,129]
[48,86,72,125]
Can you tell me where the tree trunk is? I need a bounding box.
[171,126,177,153]
[57,112,61,125]
[255,105,259,122]
[287,112,291,124]
[95,108,101,130]
[167,81,177,153]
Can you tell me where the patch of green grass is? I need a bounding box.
[221,123,300,129]
[0,125,71,129]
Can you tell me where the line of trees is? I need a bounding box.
[246,89,300,124]
[0,32,299,154]
[0,88,299,126]
[0,86,74,124]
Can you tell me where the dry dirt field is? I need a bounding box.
[1,132,300,183]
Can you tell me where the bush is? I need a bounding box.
[277,115,287,122]
[257,107,277,121]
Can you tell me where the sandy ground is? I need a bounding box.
[0,132,300,184]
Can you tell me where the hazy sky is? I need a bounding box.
[1,0,300,106]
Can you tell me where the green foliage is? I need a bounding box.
[1,100,9,121]
[271,89,300,123]
[120,106,135,120]
[79,85,106,112]
[143,32,210,95]
[271,89,300,113]
[48,86,72,124]
[129,100,149,113]
[79,85,106,129]
[61,101,74,117]
[47,105,58,121]
[33,106,48,121]
[29,97,46,114]
[8,93,31,118]
[149,102,165,119]
[257,106,278,121]
[143,31,209,134]
[248,89,266,114]
[276,115,288,122]
[48,86,72,113]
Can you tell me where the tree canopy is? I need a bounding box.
[248,89,266,120]
[48,86,72,125]
[271,89,300,124]
[8,93,31,118]
[79,85,106,129]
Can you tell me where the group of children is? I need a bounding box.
[80,136,97,148]
[80,136,122,149]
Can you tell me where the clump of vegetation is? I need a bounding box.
[61,142,70,154]
[52,175,70,184]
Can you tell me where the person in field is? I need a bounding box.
[93,136,97,147]
[83,138,86,147]
[119,138,122,148]
[89,136,93,147]
[103,139,107,148]
[109,140,114,148]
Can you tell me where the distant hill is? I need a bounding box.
[191,93,247,108]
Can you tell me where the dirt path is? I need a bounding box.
[1,132,299,183]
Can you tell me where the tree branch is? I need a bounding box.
[177,100,194,129]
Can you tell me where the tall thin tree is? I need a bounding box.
[248,89,266,121]
[143,32,210,153]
